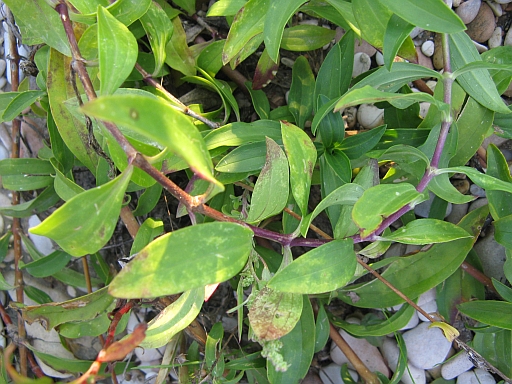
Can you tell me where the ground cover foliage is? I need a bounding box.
[1,0,512,382]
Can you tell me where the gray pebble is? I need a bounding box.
[402,322,452,369]
[441,351,474,380]
[456,369,496,384]
[381,338,426,384]
[473,224,507,283]
[469,183,486,197]
[455,0,481,24]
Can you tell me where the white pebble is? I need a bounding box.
[402,322,452,369]
[381,338,426,384]
[488,27,503,49]
[505,27,512,47]
[0,59,5,77]
[352,52,371,78]
[0,318,5,349]
[455,0,481,24]
[453,0,462,6]
[426,80,437,91]
[418,299,438,322]
[472,40,488,53]
[66,285,77,298]
[319,363,358,384]
[457,369,496,384]
[441,351,474,380]
[280,57,295,69]
[330,319,390,375]
[375,51,384,66]
[421,41,435,57]
[28,215,54,255]
[419,102,430,118]
[0,142,8,160]
[356,104,384,129]
[410,27,424,39]
[0,77,6,90]
[399,310,420,331]
[487,1,503,16]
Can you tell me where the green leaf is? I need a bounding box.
[332,304,416,337]
[288,56,315,129]
[380,219,472,245]
[70,0,151,25]
[165,16,196,76]
[24,285,53,304]
[249,287,303,341]
[204,120,281,150]
[130,218,164,256]
[383,14,415,71]
[82,94,221,189]
[324,149,351,184]
[47,48,99,173]
[378,0,465,33]
[335,86,439,112]
[263,0,307,62]
[140,1,173,76]
[315,96,346,147]
[141,287,205,349]
[314,304,330,353]
[486,144,512,220]
[352,183,422,238]
[493,279,512,303]
[3,0,71,56]
[132,183,163,216]
[300,183,364,237]
[0,185,60,218]
[473,329,512,377]
[59,310,129,338]
[109,222,253,298]
[495,215,512,249]
[30,166,133,257]
[428,174,476,204]
[339,204,488,308]
[14,287,114,329]
[0,158,54,191]
[20,250,72,278]
[2,91,46,122]
[339,124,387,159]
[449,31,510,114]
[252,48,280,90]
[352,0,391,50]
[172,0,195,15]
[207,0,246,16]
[216,141,269,173]
[222,0,269,65]
[197,40,225,76]
[281,122,317,215]
[267,240,356,294]
[458,301,512,330]
[0,272,14,290]
[246,138,289,224]
[98,6,138,96]
[315,30,354,110]
[280,25,336,52]
[267,296,315,383]
[436,166,512,195]
[246,82,270,119]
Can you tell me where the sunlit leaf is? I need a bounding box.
[383,14,414,71]
[380,219,472,245]
[280,25,336,52]
[458,301,512,330]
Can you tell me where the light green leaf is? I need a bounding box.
[339,124,387,159]
[0,185,60,218]
[383,14,414,71]
[140,1,174,76]
[435,166,512,195]
[70,0,151,25]
[130,218,164,256]
[82,94,221,189]
[352,0,391,49]
[3,0,70,56]
[216,141,268,173]
[20,250,72,278]
[204,120,281,150]
[197,40,225,76]
[0,159,54,192]
[263,0,307,62]
[379,0,465,33]
[288,56,315,129]
[165,16,196,76]
[452,61,512,79]
[2,91,46,122]
[486,144,512,220]
[141,287,204,349]
[334,85,440,112]
[0,273,14,290]
[13,287,114,329]
[30,166,133,257]
[458,301,512,330]
[495,215,512,249]
[449,31,510,114]
[207,0,246,16]
[59,310,129,339]
[333,304,416,336]
[109,222,253,298]
[172,0,195,15]
[301,183,364,237]
[222,0,269,65]
[280,25,336,52]
[249,287,303,341]
[281,122,317,215]
[380,219,472,245]
[267,296,315,383]
[246,138,289,224]
[267,240,356,294]
[339,204,488,308]
[428,174,476,204]
[98,6,138,96]
[352,183,422,238]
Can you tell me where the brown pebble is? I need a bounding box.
[466,3,496,43]
[452,179,470,194]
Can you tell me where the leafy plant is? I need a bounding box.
[1,0,512,382]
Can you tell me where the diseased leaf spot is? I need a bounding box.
[130,108,139,120]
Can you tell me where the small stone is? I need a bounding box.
[381,338,426,384]
[402,322,452,369]
[457,369,496,384]
[433,33,444,70]
[470,183,486,197]
[472,40,488,53]
[455,0,481,24]
[441,351,474,380]
[426,80,437,91]
[504,26,512,47]
[0,77,6,90]
[466,3,496,43]
[375,51,384,66]
[473,224,507,283]
[28,215,54,255]
[419,102,430,118]
[399,310,420,331]
[280,57,295,69]
[418,299,438,322]
[421,40,435,57]
[416,47,434,70]
[352,52,371,78]
[330,319,390,375]
[414,191,452,218]
[453,0,462,6]
[344,107,357,129]
[447,203,470,224]
[488,27,503,48]
[452,179,470,194]
[0,59,5,77]
[0,142,8,160]
[494,0,512,3]
[66,285,77,298]
[468,197,488,212]
[319,363,358,384]
[356,104,384,129]
[486,1,503,16]
[410,27,424,39]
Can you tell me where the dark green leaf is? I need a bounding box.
[486,144,512,220]
[21,250,72,278]
[436,166,512,195]
[246,82,270,119]
[314,95,345,146]
[2,91,46,122]
[324,149,351,184]
[216,141,269,173]
[458,301,512,330]
[495,215,512,249]
[268,240,356,294]
[473,329,512,377]
[383,14,414,71]
[339,124,386,159]
[24,285,53,304]
[109,222,253,298]
[314,304,330,353]
[288,56,315,129]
